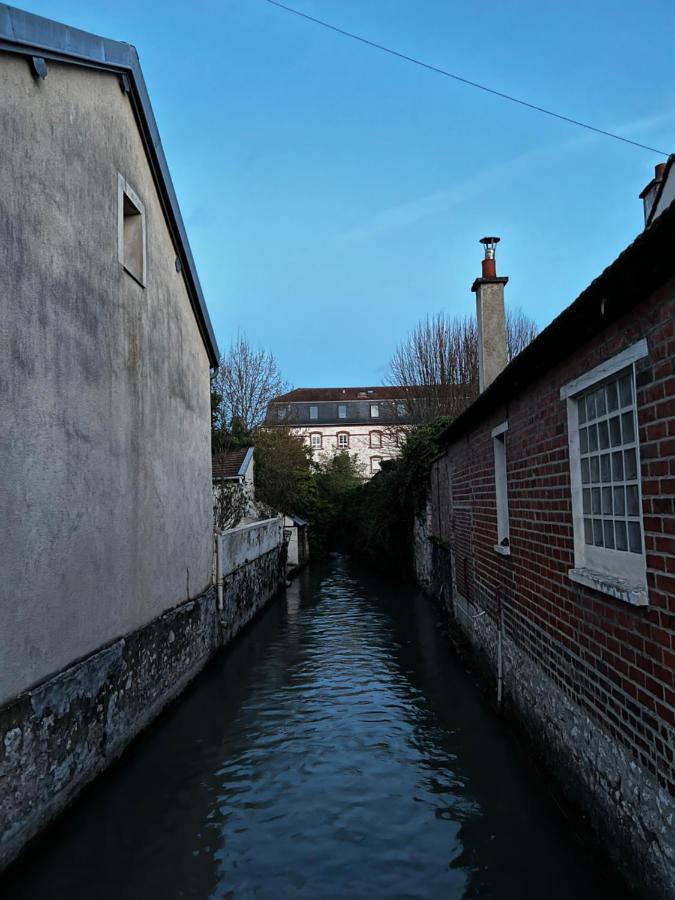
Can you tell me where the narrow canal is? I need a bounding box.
[5,556,632,899]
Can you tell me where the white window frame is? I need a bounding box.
[337,432,349,449]
[338,404,347,419]
[117,173,146,287]
[492,421,510,555]
[310,432,322,450]
[561,339,649,606]
[309,405,318,420]
[370,403,380,418]
[370,456,383,474]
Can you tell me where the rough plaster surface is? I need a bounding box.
[0,543,286,870]
[220,518,285,576]
[414,521,675,900]
[475,280,508,391]
[0,55,213,702]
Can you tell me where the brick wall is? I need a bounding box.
[427,276,675,897]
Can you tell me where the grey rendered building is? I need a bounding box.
[0,6,219,866]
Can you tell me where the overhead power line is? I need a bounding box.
[263,0,669,157]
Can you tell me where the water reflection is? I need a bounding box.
[3,555,633,899]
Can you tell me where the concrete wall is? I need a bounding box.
[0,54,213,703]
[219,518,284,575]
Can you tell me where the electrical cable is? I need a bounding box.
[263,0,669,156]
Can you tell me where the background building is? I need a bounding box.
[266,387,413,476]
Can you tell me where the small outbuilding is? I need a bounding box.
[284,515,310,570]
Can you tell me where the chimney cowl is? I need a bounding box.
[479,236,500,278]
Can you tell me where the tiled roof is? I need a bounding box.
[212,447,251,479]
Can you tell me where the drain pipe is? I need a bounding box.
[216,532,224,612]
[496,589,503,710]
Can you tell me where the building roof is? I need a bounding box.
[639,154,675,227]
[212,447,253,480]
[439,195,675,446]
[0,4,219,368]
[272,387,409,403]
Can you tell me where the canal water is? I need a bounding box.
[4,555,632,899]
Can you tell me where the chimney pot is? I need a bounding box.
[655,162,667,181]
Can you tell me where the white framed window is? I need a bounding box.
[117,174,146,286]
[309,405,318,420]
[370,404,380,418]
[337,432,349,449]
[338,404,347,419]
[370,456,382,474]
[561,340,649,606]
[370,431,382,449]
[492,422,509,554]
[310,432,322,450]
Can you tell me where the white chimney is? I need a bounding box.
[473,236,508,392]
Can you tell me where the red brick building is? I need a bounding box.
[419,165,675,899]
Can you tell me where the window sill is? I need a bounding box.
[568,568,648,607]
[494,544,511,557]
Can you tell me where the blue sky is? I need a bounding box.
[19,0,675,386]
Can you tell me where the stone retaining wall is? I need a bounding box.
[0,538,286,870]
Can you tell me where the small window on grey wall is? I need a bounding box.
[118,174,146,286]
[310,405,318,420]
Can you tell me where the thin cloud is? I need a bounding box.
[341,108,675,243]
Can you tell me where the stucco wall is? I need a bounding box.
[294,425,400,476]
[0,54,213,703]
[219,518,284,576]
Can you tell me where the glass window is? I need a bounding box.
[370,404,380,418]
[337,433,349,449]
[338,404,347,419]
[370,456,382,473]
[310,433,321,449]
[309,405,318,420]
[370,432,382,448]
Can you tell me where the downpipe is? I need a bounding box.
[216,532,224,612]
[496,590,504,710]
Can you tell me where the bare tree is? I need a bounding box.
[212,335,289,436]
[213,481,249,532]
[389,308,538,424]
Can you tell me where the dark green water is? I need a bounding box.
[4,556,633,899]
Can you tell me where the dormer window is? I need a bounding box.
[309,405,318,420]
[338,404,347,419]
[370,404,380,418]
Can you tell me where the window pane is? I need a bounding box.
[581,458,590,484]
[613,486,625,516]
[611,451,624,481]
[579,428,588,453]
[578,398,587,425]
[593,519,604,546]
[310,405,318,420]
[584,518,593,545]
[590,456,600,482]
[600,453,611,483]
[619,373,632,406]
[628,522,642,554]
[598,420,609,450]
[615,520,628,551]
[609,416,622,447]
[595,388,607,417]
[606,381,618,412]
[624,448,637,480]
[626,484,639,516]
[583,488,591,515]
[592,487,601,515]
[602,487,613,515]
[585,393,596,421]
[621,411,635,444]
[603,520,615,549]
[588,424,598,452]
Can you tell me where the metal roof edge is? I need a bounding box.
[0,4,219,367]
[439,197,675,447]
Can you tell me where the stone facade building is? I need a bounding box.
[266,387,414,476]
[417,168,675,899]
